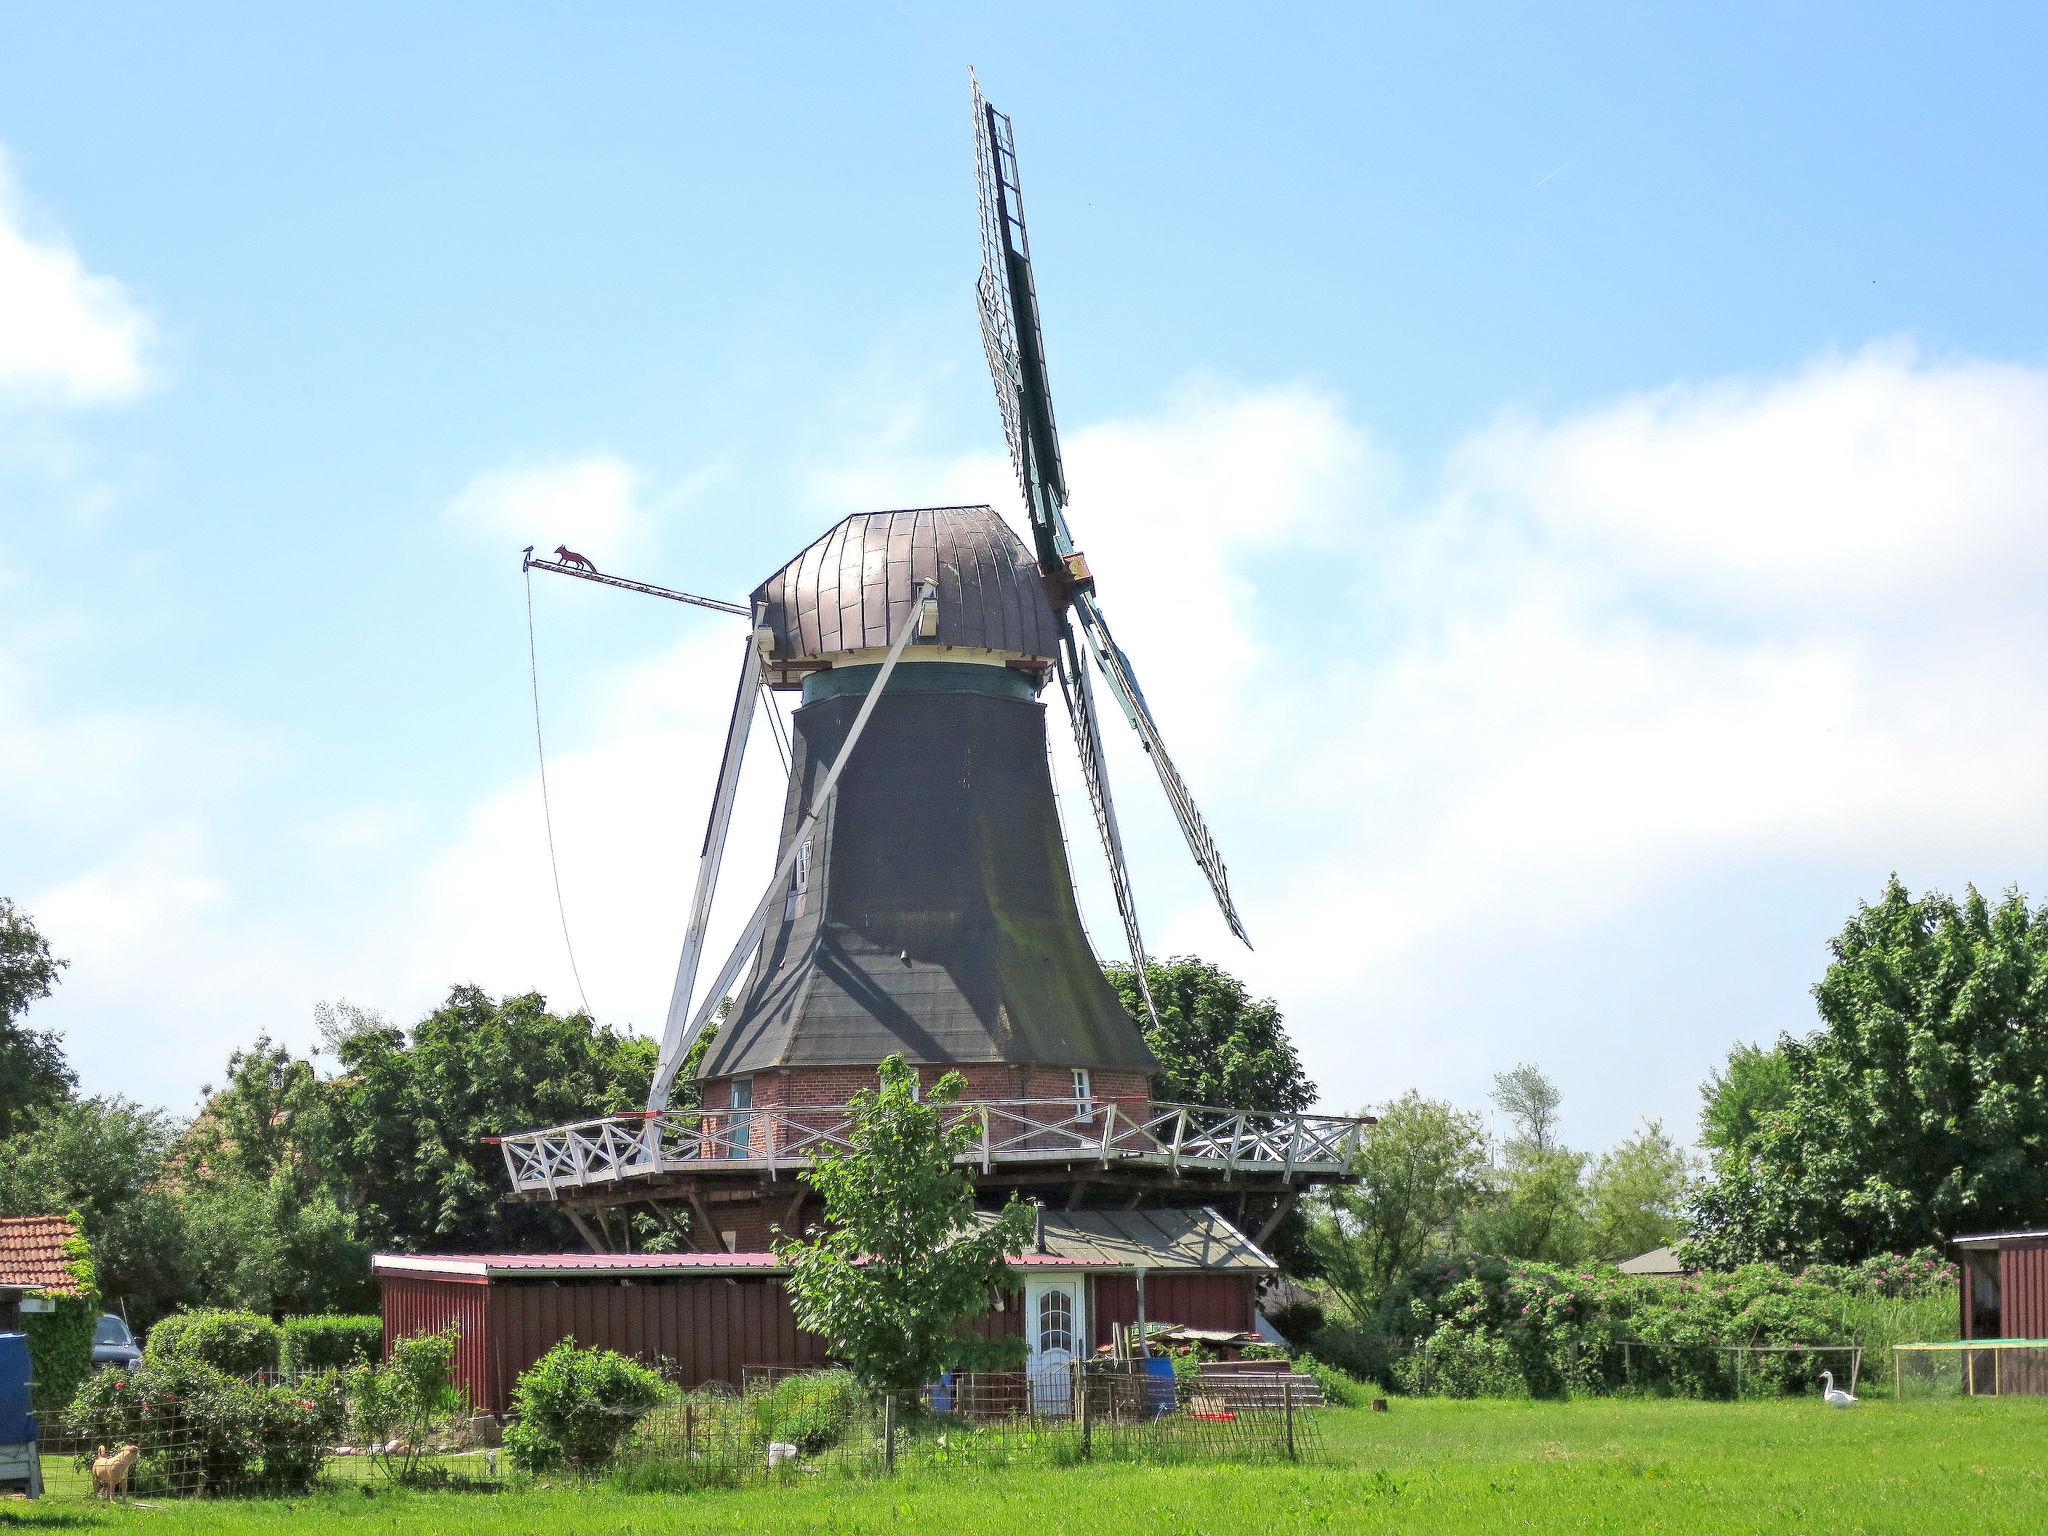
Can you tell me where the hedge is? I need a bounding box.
[145,1308,282,1376]
[280,1314,383,1374]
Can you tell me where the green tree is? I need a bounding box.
[172,1033,371,1313]
[1697,1042,1793,1153]
[0,898,74,1135]
[775,1055,1030,1395]
[0,1096,189,1326]
[1583,1120,1692,1261]
[1461,1146,1588,1263]
[1490,1062,1562,1155]
[320,985,654,1251]
[1460,1064,1587,1263]
[1687,878,2048,1266]
[1106,956,1315,1112]
[185,1034,322,1181]
[1306,1091,1487,1319]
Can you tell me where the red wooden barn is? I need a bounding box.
[376,1208,1272,1414]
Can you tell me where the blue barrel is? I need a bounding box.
[0,1333,32,1444]
[930,1370,954,1413]
[1142,1354,1176,1417]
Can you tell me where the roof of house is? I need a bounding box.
[985,1207,1277,1274]
[1616,1245,1689,1276]
[373,1207,1274,1284]
[0,1214,87,1296]
[1953,1229,2048,1250]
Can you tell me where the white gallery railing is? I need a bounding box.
[493,1099,1366,1197]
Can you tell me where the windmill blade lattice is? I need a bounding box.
[1056,641,1161,1028]
[1071,591,1249,945]
[972,70,1249,953]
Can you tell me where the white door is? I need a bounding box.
[1025,1277,1084,1415]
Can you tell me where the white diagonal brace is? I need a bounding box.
[647,580,936,1109]
[649,617,771,1107]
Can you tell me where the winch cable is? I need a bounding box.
[524,563,594,1019]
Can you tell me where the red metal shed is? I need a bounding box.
[376,1207,1272,1414]
[1956,1228,2048,1341]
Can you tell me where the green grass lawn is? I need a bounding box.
[11,1397,2046,1535]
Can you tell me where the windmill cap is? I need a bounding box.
[753,505,1060,670]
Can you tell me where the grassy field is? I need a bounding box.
[10,1396,2046,1535]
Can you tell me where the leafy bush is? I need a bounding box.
[253,1376,347,1491]
[1304,1320,1392,1383]
[67,1356,341,1494]
[348,1326,463,1484]
[1850,1248,1957,1299]
[751,1368,863,1457]
[1368,1248,1956,1400]
[146,1308,282,1376]
[67,1357,256,1492]
[1297,1356,1371,1407]
[504,1337,666,1473]
[281,1314,382,1373]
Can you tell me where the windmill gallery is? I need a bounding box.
[373,80,1369,1415]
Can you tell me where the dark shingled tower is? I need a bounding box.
[697,505,1156,1084]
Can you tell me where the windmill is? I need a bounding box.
[499,78,1360,1257]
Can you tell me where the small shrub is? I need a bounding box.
[1305,1321,1392,1384]
[504,1337,666,1473]
[348,1325,463,1484]
[146,1308,282,1377]
[752,1368,863,1457]
[281,1314,383,1374]
[255,1378,345,1491]
[1298,1356,1371,1408]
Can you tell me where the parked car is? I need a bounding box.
[91,1314,141,1372]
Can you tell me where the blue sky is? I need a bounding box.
[5,4,2047,1153]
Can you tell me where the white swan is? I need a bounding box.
[1820,1370,1857,1408]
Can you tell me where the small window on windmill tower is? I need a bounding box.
[1072,1068,1093,1111]
[786,837,813,921]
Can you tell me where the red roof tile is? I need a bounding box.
[0,1214,87,1296]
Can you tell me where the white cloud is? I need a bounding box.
[1454,344,2048,619]
[0,148,151,404]
[444,453,655,564]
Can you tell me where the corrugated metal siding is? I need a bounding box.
[2000,1240,2048,1339]
[381,1274,496,1412]
[485,1278,832,1413]
[1093,1274,1258,1343]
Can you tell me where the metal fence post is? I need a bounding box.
[1076,1360,1091,1459]
[883,1392,897,1474]
[1283,1376,1296,1461]
[685,1400,695,1462]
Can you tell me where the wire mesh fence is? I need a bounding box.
[608,1362,1319,1490]
[1892,1341,2048,1399]
[1613,1341,1864,1400]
